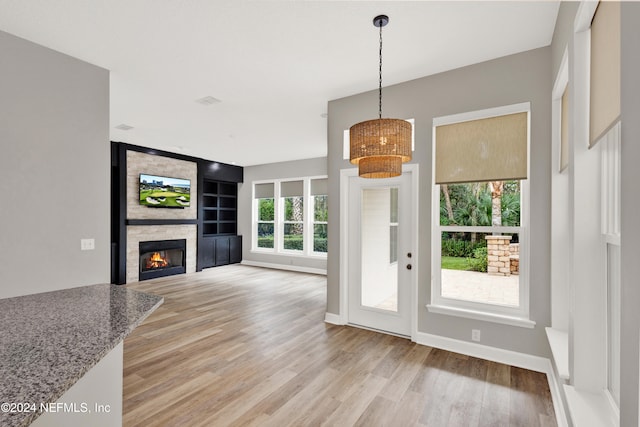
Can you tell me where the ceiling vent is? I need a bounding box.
[115,124,134,131]
[196,96,222,105]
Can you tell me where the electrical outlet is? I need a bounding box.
[472,329,481,342]
[81,238,95,251]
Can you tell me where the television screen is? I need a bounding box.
[139,174,191,208]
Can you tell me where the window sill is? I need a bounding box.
[563,385,618,427]
[426,304,536,328]
[250,249,327,259]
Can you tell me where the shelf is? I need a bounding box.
[203,210,217,221]
[218,182,236,195]
[202,223,218,235]
[203,181,218,194]
[219,198,237,209]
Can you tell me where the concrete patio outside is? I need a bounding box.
[441,268,519,306]
[374,268,519,311]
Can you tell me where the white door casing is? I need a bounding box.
[339,165,419,338]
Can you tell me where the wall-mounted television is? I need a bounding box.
[139,174,191,208]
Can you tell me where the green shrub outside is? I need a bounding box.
[284,236,304,251]
[313,238,328,253]
[441,239,485,258]
[468,247,488,272]
[257,237,274,248]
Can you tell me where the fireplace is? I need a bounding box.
[139,239,186,281]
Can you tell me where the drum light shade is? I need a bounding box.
[350,118,412,178]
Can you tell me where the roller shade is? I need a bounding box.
[281,180,303,197]
[435,111,528,184]
[560,87,569,172]
[590,0,620,147]
[254,183,274,199]
[310,178,328,196]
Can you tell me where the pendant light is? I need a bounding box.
[350,14,412,179]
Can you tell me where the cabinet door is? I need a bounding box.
[200,238,216,269]
[230,236,242,264]
[215,237,230,266]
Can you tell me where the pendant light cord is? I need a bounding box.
[378,20,383,119]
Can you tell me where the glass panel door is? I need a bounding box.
[360,187,399,312]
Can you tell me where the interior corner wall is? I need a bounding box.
[551,1,580,79]
[619,3,640,425]
[327,47,552,357]
[237,157,327,271]
[0,31,110,298]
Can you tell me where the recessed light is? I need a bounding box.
[115,124,134,131]
[196,96,222,105]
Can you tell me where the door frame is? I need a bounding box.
[339,163,419,340]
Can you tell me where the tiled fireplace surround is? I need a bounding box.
[125,151,198,284]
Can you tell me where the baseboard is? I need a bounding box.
[414,331,569,427]
[546,362,570,427]
[324,312,346,325]
[414,331,547,372]
[241,260,327,275]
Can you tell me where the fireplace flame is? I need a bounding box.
[146,252,169,269]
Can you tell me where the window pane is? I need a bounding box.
[314,224,327,253]
[258,198,274,221]
[314,195,328,222]
[607,243,621,406]
[390,225,398,263]
[441,231,519,307]
[284,196,304,222]
[390,188,398,223]
[439,181,520,227]
[284,223,303,251]
[257,223,274,248]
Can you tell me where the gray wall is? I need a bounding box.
[0,31,110,298]
[238,157,327,271]
[328,47,552,357]
[551,1,580,79]
[620,3,640,425]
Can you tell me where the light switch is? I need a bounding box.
[81,238,95,251]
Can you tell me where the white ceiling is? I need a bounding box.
[0,1,560,166]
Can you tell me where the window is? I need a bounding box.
[255,183,274,249]
[252,176,328,257]
[389,188,398,264]
[429,104,531,326]
[281,181,304,252]
[311,178,328,254]
[601,122,621,407]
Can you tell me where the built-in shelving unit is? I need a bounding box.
[202,180,238,236]
[197,161,243,271]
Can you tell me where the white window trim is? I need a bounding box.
[428,102,533,327]
[251,175,328,258]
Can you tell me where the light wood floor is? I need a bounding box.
[123,265,557,427]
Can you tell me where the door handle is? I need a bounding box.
[407,252,412,258]
[406,264,412,270]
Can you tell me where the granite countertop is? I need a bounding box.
[0,283,163,427]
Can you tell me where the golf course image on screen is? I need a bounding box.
[139,174,191,208]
